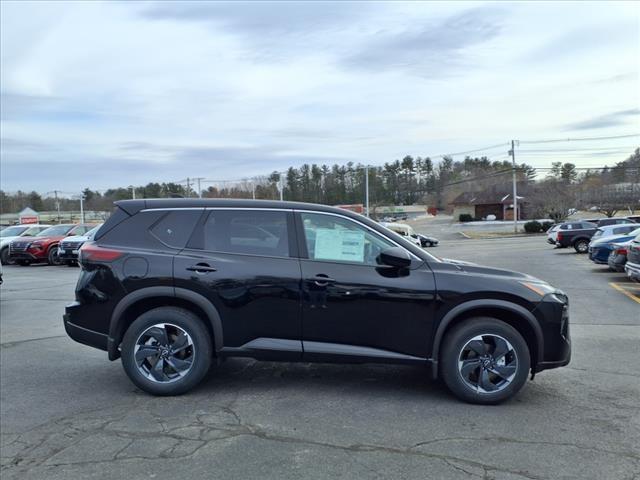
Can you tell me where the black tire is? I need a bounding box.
[0,248,12,265]
[440,317,530,404]
[573,239,589,254]
[48,246,62,265]
[17,260,30,266]
[121,307,213,396]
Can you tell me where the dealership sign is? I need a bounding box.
[18,207,39,224]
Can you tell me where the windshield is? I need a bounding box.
[85,224,103,239]
[0,226,28,237]
[36,225,74,237]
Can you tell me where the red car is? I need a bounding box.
[9,224,96,266]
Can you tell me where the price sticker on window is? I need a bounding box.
[314,228,365,262]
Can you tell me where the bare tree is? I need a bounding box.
[529,180,576,221]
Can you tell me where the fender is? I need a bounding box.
[429,299,544,379]
[107,286,223,360]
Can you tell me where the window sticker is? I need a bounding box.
[314,228,365,262]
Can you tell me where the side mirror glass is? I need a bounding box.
[378,247,411,268]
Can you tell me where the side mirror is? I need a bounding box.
[378,247,411,268]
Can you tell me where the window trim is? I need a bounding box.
[294,209,420,265]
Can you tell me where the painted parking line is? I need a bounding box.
[609,282,640,305]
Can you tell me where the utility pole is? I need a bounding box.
[54,190,61,223]
[279,176,284,201]
[365,165,370,217]
[251,182,256,200]
[79,191,85,223]
[186,178,191,198]
[510,140,518,233]
[193,177,205,198]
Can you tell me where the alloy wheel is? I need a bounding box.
[457,334,518,393]
[134,323,195,383]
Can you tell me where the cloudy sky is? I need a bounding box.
[1,0,639,193]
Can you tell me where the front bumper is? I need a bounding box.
[532,294,571,373]
[625,261,640,281]
[64,302,108,351]
[58,249,79,261]
[9,251,44,261]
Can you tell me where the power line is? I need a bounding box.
[437,142,510,158]
[519,133,640,144]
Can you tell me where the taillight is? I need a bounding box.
[557,232,563,241]
[615,248,627,255]
[79,243,124,262]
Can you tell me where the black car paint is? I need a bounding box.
[64,199,570,379]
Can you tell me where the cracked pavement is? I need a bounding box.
[1,236,639,479]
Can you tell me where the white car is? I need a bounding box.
[379,222,422,246]
[546,224,561,245]
[0,224,51,265]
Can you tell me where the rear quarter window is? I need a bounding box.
[150,211,203,248]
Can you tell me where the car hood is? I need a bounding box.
[61,234,90,244]
[440,257,543,282]
[591,234,635,247]
[12,235,65,245]
[0,236,20,247]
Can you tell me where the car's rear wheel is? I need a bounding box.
[48,246,62,265]
[573,239,589,254]
[440,318,530,404]
[121,307,213,396]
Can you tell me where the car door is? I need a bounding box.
[295,210,437,362]
[173,208,303,360]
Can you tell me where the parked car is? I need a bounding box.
[624,235,640,282]
[64,199,571,404]
[607,239,634,272]
[626,215,640,223]
[555,221,598,253]
[588,227,640,265]
[589,223,638,243]
[379,222,422,246]
[9,224,95,266]
[415,233,439,247]
[597,217,637,227]
[58,224,103,266]
[0,224,51,264]
[546,224,560,245]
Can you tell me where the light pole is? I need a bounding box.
[510,140,518,233]
[365,165,370,217]
[79,191,85,223]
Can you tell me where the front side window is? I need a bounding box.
[300,212,394,265]
[203,210,290,257]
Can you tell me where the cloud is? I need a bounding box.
[341,6,503,75]
[567,109,640,131]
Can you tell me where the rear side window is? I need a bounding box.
[202,210,290,257]
[613,226,634,235]
[150,211,202,248]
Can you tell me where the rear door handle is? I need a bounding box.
[308,274,336,286]
[186,263,217,273]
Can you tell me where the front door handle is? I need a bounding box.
[186,263,217,273]
[309,274,336,286]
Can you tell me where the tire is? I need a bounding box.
[121,307,213,396]
[17,260,30,266]
[48,246,62,265]
[573,239,589,254]
[0,248,13,265]
[440,318,530,405]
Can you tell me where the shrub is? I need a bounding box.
[541,221,554,232]
[459,213,474,222]
[524,220,543,233]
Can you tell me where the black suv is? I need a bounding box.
[64,199,571,404]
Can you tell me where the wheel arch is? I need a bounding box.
[430,300,543,379]
[107,286,223,360]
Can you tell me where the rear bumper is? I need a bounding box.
[64,302,108,351]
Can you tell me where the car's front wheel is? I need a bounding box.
[440,318,530,404]
[121,307,213,396]
[48,246,62,265]
[573,239,589,254]
[0,248,12,265]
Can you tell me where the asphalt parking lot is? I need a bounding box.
[1,236,639,479]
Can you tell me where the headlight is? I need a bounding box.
[519,281,557,297]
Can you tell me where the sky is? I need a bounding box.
[1,0,639,194]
